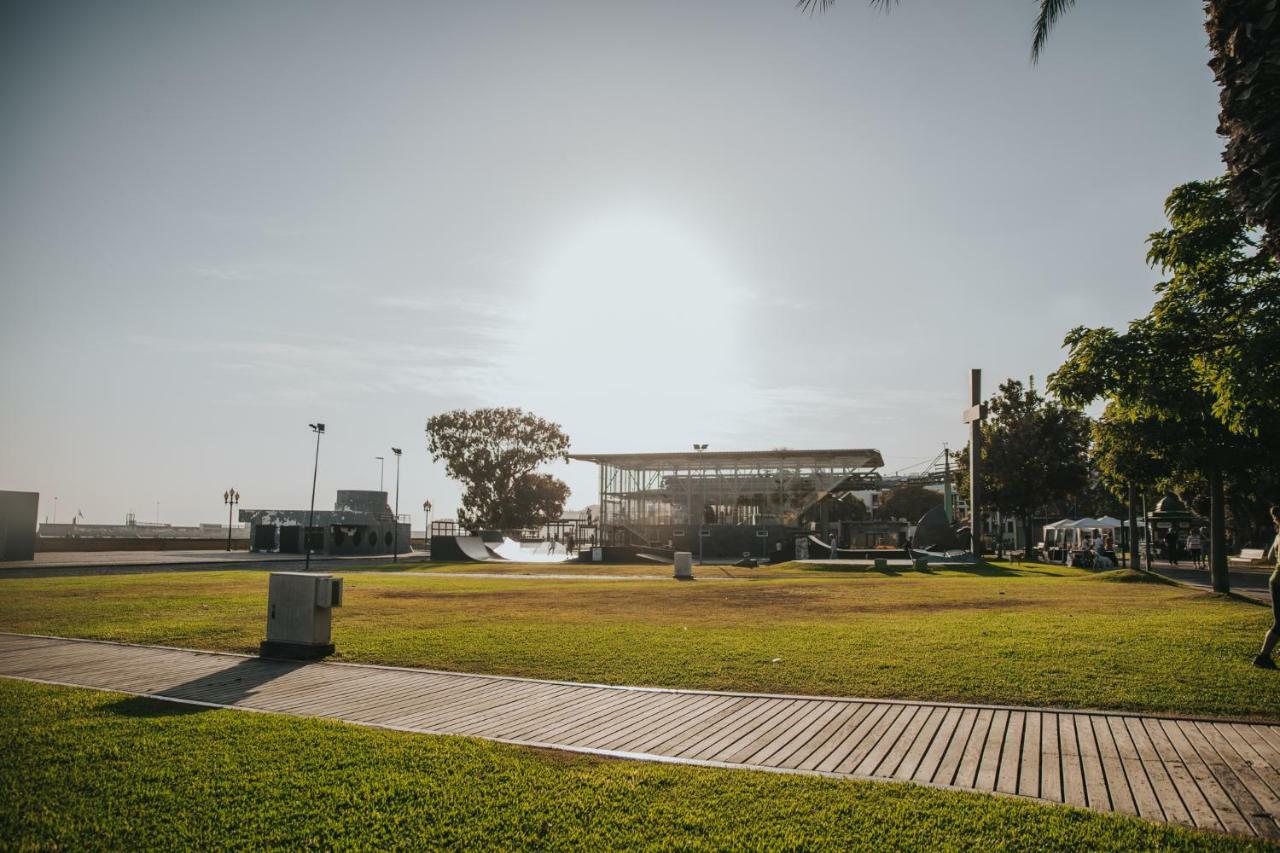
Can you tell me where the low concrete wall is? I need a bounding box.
[36,537,251,553]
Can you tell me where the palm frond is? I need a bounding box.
[794,0,899,15]
[1031,0,1076,63]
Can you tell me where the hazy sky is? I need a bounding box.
[1,1,1223,526]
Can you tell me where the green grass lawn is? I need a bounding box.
[0,679,1264,851]
[1,561,1276,718]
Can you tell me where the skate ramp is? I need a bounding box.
[430,535,497,562]
[491,537,573,563]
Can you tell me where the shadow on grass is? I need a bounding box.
[799,561,1036,579]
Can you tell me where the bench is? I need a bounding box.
[1229,548,1268,567]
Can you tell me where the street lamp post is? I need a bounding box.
[223,489,240,551]
[694,444,708,565]
[306,423,325,571]
[391,448,402,563]
[423,499,432,547]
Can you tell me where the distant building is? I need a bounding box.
[0,491,39,561]
[240,490,410,556]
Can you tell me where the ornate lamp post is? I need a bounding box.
[223,489,240,551]
[423,499,432,544]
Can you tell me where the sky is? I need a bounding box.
[0,0,1224,526]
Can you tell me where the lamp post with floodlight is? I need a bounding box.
[391,448,402,563]
[305,423,325,571]
[223,488,239,552]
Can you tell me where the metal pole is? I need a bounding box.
[1142,492,1153,571]
[392,448,402,563]
[969,369,982,555]
[1127,482,1140,571]
[226,493,234,552]
[306,424,323,571]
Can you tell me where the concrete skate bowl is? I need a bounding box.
[429,535,575,564]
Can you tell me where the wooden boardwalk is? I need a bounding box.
[3,633,1278,840]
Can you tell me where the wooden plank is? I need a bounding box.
[565,691,695,749]
[1018,711,1041,800]
[852,705,923,777]
[570,692,700,751]
[787,703,874,772]
[1039,713,1062,803]
[1090,715,1137,816]
[1218,723,1280,799]
[1075,713,1110,812]
[1106,715,1161,821]
[1182,721,1279,839]
[1142,717,1222,833]
[910,707,962,785]
[620,696,742,754]
[930,707,978,787]
[1123,716,1190,828]
[1059,714,1088,809]
[678,699,791,761]
[496,687,642,742]
[715,700,823,765]
[605,695,729,753]
[996,711,1024,795]
[973,709,1008,792]
[635,696,750,754]
[809,703,891,774]
[954,708,995,789]
[752,701,844,768]
[893,706,949,782]
[830,704,907,775]
[1158,719,1252,837]
[657,697,769,757]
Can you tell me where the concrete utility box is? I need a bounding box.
[674,551,693,580]
[259,572,343,659]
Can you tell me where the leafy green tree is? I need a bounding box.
[425,408,571,531]
[877,483,941,524]
[1050,179,1280,591]
[954,378,1092,556]
[799,2,1280,256]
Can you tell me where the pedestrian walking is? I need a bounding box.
[1164,529,1179,566]
[1253,506,1280,669]
[1186,529,1203,569]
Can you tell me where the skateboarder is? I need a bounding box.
[1254,506,1280,669]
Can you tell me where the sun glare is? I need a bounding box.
[512,211,744,394]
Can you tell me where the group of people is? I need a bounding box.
[1163,527,1208,568]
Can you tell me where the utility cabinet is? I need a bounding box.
[259,571,343,659]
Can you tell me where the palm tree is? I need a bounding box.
[797,1,1280,259]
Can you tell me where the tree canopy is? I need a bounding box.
[954,378,1092,552]
[877,483,942,524]
[425,408,571,531]
[1049,178,1280,589]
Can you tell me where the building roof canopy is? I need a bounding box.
[568,448,884,471]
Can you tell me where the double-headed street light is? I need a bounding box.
[223,488,240,552]
[306,423,325,571]
[391,447,402,563]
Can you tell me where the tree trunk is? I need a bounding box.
[1127,482,1141,571]
[1209,465,1230,593]
[1024,516,1035,563]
